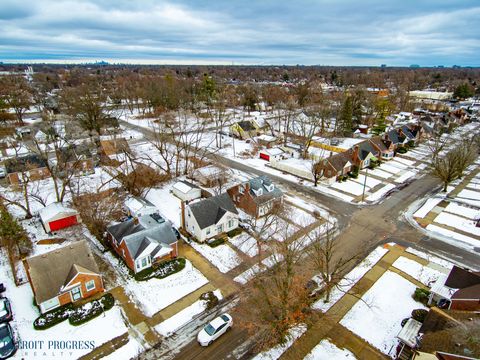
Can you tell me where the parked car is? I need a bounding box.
[0,299,12,323]
[0,323,16,359]
[0,167,6,179]
[197,313,233,346]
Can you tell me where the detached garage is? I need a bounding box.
[39,203,81,233]
[172,180,202,202]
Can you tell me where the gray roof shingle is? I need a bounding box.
[189,193,238,230]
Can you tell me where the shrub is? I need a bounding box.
[208,238,226,248]
[134,258,186,281]
[411,309,429,323]
[413,288,430,305]
[341,176,348,182]
[200,291,219,310]
[397,147,408,154]
[34,304,74,330]
[69,294,115,326]
[227,228,243,238]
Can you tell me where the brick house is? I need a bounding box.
[428,265,480,311]
[106,213,178,273]
[25,240,104,314]
[227,176,284,218]
[318,150,353,183]
[351,141,380,169]
[4,154,51,185]
[369,137,394,160]
[56,144,95,176]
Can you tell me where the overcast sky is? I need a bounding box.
[1,0,479,66]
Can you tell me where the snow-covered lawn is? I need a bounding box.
[351,174,381,188]
[155,290,223,337]
[102,336,144,360]
[413,197,443,218]
[434,212,480,237]
[444,202,479,220]
[312,246,389,312]
[316,184,355,202]
[392,257,445,286]
[189,241,241,273]
[456,189,480,207]
[405,248,454,270]
[304,339,357,360]
[331,180,368,196]
[234,253,284,285]
[379,163,404,175]
[394,170,417,183]
[252,325,307,360]
[426,224,479,251]
[340,271,426,355]
[230,232,259,257]
[365,184,395,202]
[124,260,209,317]
[0,253,130,360]
[367,168,393,179]
[392,157,415,166]
[286,205,316,227]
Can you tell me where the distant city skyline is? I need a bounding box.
[1,0,479,66]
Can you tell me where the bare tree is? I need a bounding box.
[237,232,313,350]
[0,75,32,124]
[306,219,358,303]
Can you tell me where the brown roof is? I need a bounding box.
[419,307,461,334]
[26,240,100,304]
[328,150,353,171]
[99,138,130,156]
[445,266,480,289]
[369,137,388,152]
[452,284,480,300]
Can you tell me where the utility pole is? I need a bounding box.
[361,167,368,202]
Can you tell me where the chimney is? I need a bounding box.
[133,217,139,225]
[352,145,359,162]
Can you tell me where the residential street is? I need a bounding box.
[123,119,479,360]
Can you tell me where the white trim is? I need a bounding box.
[85,279,96,292]
[64,272,99,288]
[70,286,83,302]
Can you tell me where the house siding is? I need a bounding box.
[450,299,480,311]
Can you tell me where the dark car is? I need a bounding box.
[0,323,16,359]
[0,299,12,323]
[172,227,180,240]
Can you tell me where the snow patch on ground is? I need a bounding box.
[426,224,479,251]
[392,257,445,286]
[312,246,389,312]
[124,260,209,317]
[340,271,426,355]
[189,241,242,273]
[230,233,259,257]
[434,212,480,237]
[413,198,443,218]
[102,336,145,360]
[304,339,357,360]
[252,324,307,360]
[365,184,395,202]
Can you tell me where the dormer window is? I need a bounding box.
[265,184,274,192]
[254,188,263,196]
[239,185,244,194]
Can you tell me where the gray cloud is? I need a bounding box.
[0,0,479,65]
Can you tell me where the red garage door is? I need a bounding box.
[49,215,78,231]
[259,153,270,161]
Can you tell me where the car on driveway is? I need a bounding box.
[0,299,12,323]
[197,313,233,346]
[0,322,16,359]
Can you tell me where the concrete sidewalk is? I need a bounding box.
[280,244,422,360]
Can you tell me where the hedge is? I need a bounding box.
[69,294,115,326]
[34,304,74,330]
[207,238,226,248]
[412,287,430,305]
[134,258,186,281]
[227,228,243,238]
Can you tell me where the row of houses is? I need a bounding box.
[1,138,130,185]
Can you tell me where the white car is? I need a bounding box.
[197,313,233,346]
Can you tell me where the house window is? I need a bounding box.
[239,186,244,194]
[216,224,224,233]
[71,286,82,301]
[85,280,95,292]
[228,219,235,228]
[363,159,370,167]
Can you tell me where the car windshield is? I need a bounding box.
[220,315,229,322]
[0,333,11,349]
[204,324,216,336]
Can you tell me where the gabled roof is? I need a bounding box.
[5,154,47,173]
[237,121,256,132]
[369,137,388,152]
[26,240,100,304]
[356,140,378,160]
[400,125,415,140]
[386,129,403,144]
[38,202,78,223]
[56,144,93,163]
[247,176,283,204]
[99,138,130,156]
[188,193,238,230]
[107,214,177,260]
[328,150,353,171]
[445,266,480,300]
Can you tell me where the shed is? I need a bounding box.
[38,202,81,233]
[172,180,202,202]
[259,147,288,162]
[124,196,158,218]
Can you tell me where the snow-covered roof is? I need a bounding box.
[172,181,198,194]
[261,147,285,156]
[38,202,78,223]
[430,274,457,300]
[396,318,422,348]
[312,136,364,150]
[256,134,277,142]
[125,196,156,214]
